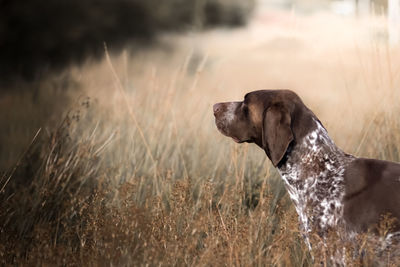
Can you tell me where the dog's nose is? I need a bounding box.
[213,103,222,116]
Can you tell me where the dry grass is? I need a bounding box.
[1,9,400,266]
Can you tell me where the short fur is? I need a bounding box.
[213,89,400,250]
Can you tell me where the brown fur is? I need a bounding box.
[214,89,400,237]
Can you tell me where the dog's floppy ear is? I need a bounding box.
[262,103,294,167]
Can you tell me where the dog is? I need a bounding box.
[213,89,400,258]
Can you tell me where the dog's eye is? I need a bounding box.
[242,105,249,116]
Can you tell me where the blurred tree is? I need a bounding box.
[0,0,255,84]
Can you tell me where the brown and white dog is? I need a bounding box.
[213,90,400,255]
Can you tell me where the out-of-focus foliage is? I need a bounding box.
[0,0,255,82]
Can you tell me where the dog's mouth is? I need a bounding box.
[215,121,237,141]
[232,136,241,143]
[215,120,253,144]
[233,137,254,144]
[215,120,227,134]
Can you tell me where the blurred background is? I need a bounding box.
[1,1,400,265]
[1,0,399,83]
[0,0,255,82]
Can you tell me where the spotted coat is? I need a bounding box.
[278,119,355,247]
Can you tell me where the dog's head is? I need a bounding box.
[213,90,317,166]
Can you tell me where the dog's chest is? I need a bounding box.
[278,122,354,238]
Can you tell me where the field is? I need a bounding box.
[1,9,400,266]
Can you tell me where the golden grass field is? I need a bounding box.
[1,9,400,266]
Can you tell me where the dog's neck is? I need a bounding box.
[277,119,355,244]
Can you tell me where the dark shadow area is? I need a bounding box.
[0,0,254,84]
